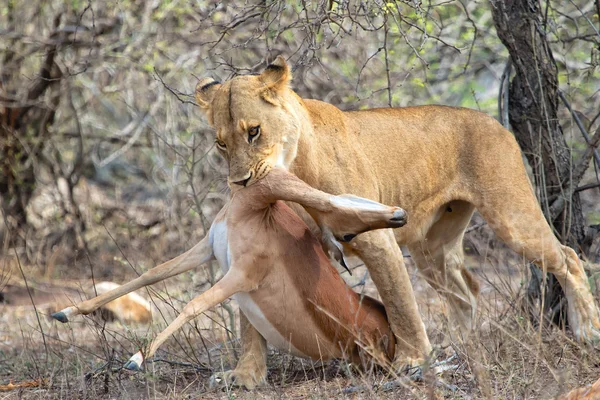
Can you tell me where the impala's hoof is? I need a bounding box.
[124,352,144,371]
[390,208,407,227]
[51,306,77,322]
[51,311,69,323]
[124,360,142,371]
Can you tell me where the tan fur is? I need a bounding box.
[92,282,152,324]
[1,280,151,324]
[196,56,600,387]
[560,377,600,400]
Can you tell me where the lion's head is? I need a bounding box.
[195,56,302,187]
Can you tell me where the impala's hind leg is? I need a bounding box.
[407,201,479,335]
[479,192,600,343]
[126,270,248,370]
[52,235,213,322]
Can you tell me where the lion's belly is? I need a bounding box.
[391,204,445,244]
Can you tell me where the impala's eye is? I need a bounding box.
[342,234,356,242]
[248,126,260,143]
[215,139,227,150]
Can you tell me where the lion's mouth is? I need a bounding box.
[230,172,253,187]
[231,161,274,188]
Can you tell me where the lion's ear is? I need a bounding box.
[259,56,291,94]
[195,78,221,109]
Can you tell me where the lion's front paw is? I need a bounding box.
[209,367,267,390]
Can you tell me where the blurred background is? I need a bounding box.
[1,1,599,398]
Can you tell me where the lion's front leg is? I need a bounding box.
[210,312,267,390]
[351,229,433,368]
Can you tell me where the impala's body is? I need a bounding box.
[210,183,395,362]
[53,168,404,371]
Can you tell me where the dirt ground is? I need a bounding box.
[1,179,600,399]
[2,242,600,399]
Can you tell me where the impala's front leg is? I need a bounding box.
[258,168,407,234]
[52,235,213,323]
[125,269,252,371]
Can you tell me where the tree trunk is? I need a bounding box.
[490,0,587,327]
[0,10,62,246]
[0,109,37,236]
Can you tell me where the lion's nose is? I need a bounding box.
[231,173,252,187]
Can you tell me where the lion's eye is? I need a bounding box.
[248,126,260,143]
[215,139,227,150]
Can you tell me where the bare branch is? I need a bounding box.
[498,58,511,128]
[558,90,600,169]
[153,68,198,107]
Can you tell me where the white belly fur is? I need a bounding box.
[235,293,306,357]
[210,220,306,358]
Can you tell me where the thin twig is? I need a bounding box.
[458,0,478,74]
[564,0,600,40]
[558,90,600,169]
[144,357,212,371]
[153,68,198,107]
[1,214,49,364]
[574,182,600,193]
[383,17,392,108]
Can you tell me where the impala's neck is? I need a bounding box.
[234,168,332,212]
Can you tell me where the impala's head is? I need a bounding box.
[195,56,302,188]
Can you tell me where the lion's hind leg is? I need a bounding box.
[478,189,600,343]
[407,201,479,337]
[559,245,600,342]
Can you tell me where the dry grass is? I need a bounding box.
[1,166,599,400]
[2,217,599,399]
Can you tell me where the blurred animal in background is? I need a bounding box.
[0,280,151,324]
[560,376,600,400]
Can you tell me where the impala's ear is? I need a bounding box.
[195,78,221,109]
[259,56,292,99]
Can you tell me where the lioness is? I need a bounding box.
[195,56,600,388]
